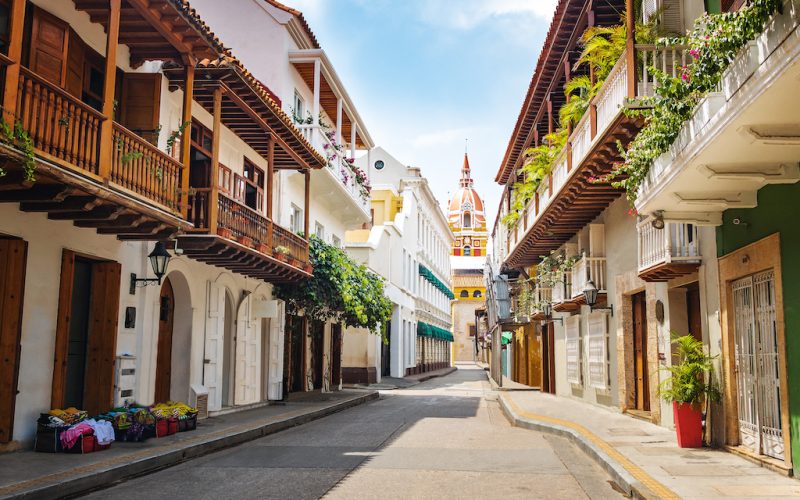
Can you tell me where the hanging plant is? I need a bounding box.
[0,119,36,181]
[274,236,392,337]
[603,0,782,203]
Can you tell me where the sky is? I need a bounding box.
[287,0,558,230]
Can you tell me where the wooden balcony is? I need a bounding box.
[637,219,700,282]
[503,43,695,269]
[0,66,187,240]
[177,189,311,282]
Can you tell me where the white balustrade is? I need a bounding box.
[637,220,701,271]
[636,44,693,98]
[551,152,568,195]
[571,113,592,168]
[571,254,607,299]
[551,274,571,304]
[594,51,629,134]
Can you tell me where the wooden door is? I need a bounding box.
[65,29,84,98]
[330,323,342,388]
[234,295,260,405]
[311,320,324,390]
[82,261,121,416]
[286,314,304,393]
[381,320,391,377]
[0,239,27,443]
[120,73,162,143]
[687,284,702,342]
[29,6,69,86]
[632,292,650,411]
[154,278,174,404]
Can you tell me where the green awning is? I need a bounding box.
[501,331,513,345]
[418,264,455,300]
[417,322,454,342]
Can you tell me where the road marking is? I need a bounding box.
[503,394,679,500]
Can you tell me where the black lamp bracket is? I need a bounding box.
[130,273,162,295]
[589,304,614,317]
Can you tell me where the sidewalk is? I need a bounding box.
[498,390,800,499]
[0,389,378,500]
[348,366,458,390]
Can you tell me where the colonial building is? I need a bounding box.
[449,153,488,363]
[488,0,800,476]
[0,0,328,449]
[187,0,374,396]
[343,147,453,381]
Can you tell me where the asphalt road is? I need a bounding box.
[84,365,621,500]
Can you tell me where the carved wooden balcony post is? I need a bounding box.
[625,0,636,99]
[266,134,275,248]
[2,0,26,123]
[208,86,222,234]
[98,0,121,180]
[179,60,195,220]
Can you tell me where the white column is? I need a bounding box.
[312,58,321,150]
[351,124,357,160]
[336,98,343,144]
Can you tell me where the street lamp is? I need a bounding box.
[542,302,563,324]
[130,241,171,294]
[582,280,613,316]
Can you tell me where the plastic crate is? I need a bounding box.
[64,434,97,454]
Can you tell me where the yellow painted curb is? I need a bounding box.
[502,394,680,500]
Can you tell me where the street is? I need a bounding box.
[84,365,621,499]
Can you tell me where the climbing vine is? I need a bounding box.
[604,0,782,203]
[0,118,36,181]
[274,236,392,337]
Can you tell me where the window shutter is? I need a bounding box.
[566,315,582,385]
[29,7,69,86]
[587,312,609,390]
[120,73,162,144]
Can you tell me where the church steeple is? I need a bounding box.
[460,153,473,188]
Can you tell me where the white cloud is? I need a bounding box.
[418,0,558,30]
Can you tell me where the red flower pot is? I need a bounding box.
[255,243,270,254]
[237,235,253,247]
[673,401,703,448]
[274,252,288,262]
[217,227,232,239]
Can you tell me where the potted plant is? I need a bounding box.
[273,245,291,262]
[658,334,720,448]
[255,242,270,254]
[217,227,233,239]
[303,263,313,274]
[237,235,253,248]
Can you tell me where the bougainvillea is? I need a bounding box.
[274,236,392,337]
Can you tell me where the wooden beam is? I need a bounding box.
[266,135,275,248]
[126,0,195,55]
[2,0,27,122]
[625,0,636,99]
[180,62,195,219]
[98,0,122,180]
[209,86,221,233]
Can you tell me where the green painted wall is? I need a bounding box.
[716,182,800,473]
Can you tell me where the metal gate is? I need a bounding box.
[732,270,783,460]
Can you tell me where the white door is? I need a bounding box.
[732,270,783,460]
[234,295,261,405]
[267,301,285,400]
[204,282,226,412]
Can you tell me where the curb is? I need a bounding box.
[497,393,677,500]
[2,391,379,500]
[409,367,457,383]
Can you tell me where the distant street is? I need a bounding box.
[85,365,620,499]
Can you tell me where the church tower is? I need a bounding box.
[448,153,488,362]
[448,153,488,258]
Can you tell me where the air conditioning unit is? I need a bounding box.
[114,354,136,407]
[190,384,209,419]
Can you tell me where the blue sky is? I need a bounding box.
[289,0,557,229]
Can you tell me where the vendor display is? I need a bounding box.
[35,401,198,453]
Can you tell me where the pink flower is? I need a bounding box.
[627,208,638,216]
[689,49,699,59]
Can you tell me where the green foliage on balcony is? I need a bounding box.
[275,235,392,336]
[418,263,455,300]
[606,0,783,203]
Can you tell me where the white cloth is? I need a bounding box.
[83,418,115,445]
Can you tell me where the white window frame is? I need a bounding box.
[315,221,325,240]
[566,315,582,385]
[586,311,610,390]
[331,234,341,248]
[293,90,305,120]
[290,204,303,234]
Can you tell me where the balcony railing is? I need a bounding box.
[12,67,186,215]
[506,44,695,258]
[571,255,606,299]
[16,67,102,175]
[111,123,184,211]
[187,188,309,266]
[637,220,700,272]
[296,123,369,212]
[552,275,571,304]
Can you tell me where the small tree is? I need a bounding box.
[658,334,720,406]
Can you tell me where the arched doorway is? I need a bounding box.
[154,278,174,403]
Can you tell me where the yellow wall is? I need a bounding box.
[370,190,402,226]
[454,286,486,301]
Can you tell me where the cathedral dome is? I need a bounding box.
[447,153,485,229]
